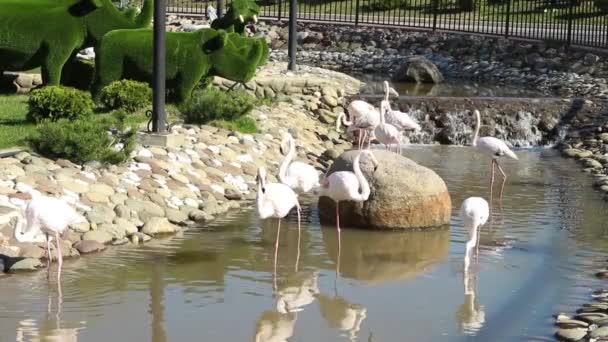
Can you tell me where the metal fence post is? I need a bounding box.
[505,0,511,38]
[217,0,224,18]
[288,0,297,70]
[278,0,283,21]
[355,0,360,26]
[432,0,438,31]
[152,0,166,133]
[566,0,574,46]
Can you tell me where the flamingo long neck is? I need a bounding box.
[353,155,371,201]
[279,137,296,185]
[472,111,481,147]
[256,175,266,211]
[12,213,28,242]
[379,102,387,125]
[336,113,353,131]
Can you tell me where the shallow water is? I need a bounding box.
[1,146,608,341]
[356,74,549,98]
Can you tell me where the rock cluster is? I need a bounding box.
[0,62,356,272]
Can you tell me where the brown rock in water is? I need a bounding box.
[318,150,451,229]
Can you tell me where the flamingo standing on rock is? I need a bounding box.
[460,197,490,269]
[256,167,302,289]
[344,100,380,150]
[471,109,518,201]
[374,100,402,154]
[12,191,86,282]
[278,132,320,193]
[381,81,421,133]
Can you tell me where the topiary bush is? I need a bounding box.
[179,87,256,124]
[99,80,152,112]
[28,118,136,164]
[27,86,94,123]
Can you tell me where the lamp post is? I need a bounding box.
[152,0,167,133]
[287,0,297,71]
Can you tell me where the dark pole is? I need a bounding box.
[217,0,224,18]
[152,0,167,133]
[287,0,297,71]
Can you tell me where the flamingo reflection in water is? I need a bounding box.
[254,271,320,342]
[316,289,367,342]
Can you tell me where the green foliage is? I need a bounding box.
[210,116,257,133]
[93,28,266,103]
[27,86,94,123]
[362,0,408,11]
[0,0,153,85]
[99,80,152,111]
[594,0,608,12]
[60,58,96,91]
[211,0,260,33]
[179,87,256,124]
[28,117,136,164]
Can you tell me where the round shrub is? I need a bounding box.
[27,86,94,123]
[179,87,256,125]
[99,80,152,112]
[28,118,135,164]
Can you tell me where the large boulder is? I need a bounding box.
[318,150,451,229]
[392,56,444,84]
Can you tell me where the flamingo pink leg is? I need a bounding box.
[357,129,363,150]
[490,159,496,202]
[496,161,507,203]
[295,206,301,273]
[273,219,281,292]
[45,233,52,279]
[55,231,62,282]
[335,201,341,233]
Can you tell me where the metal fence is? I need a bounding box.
[166,0,608,48]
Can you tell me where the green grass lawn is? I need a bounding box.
[0,95,35,149]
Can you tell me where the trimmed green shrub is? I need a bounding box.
[29,118,135,164]
[362,0,409,11]
[595,0,608,12]
[179,87,256,124]
[211,0,260,34]
[0,0,153,85]
[60,58,96,91]
[93,28,267,103]
[99,80,152,111]
[210,116,257,133]
[27,86,94,123]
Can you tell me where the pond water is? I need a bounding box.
[1,146,608,341]
[356,74,550,98]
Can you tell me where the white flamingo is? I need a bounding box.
[13,191,86,281]
[278,132,320,193]
[471,110,518,201]
[256,167,302,290]
[344,100,380,150]
[319,150,378,233]
[374,100,402,154]
[381,81,421,132]
[460,197,490,270]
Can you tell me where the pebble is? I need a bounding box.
[555,328,588,341]
[74,240,106,254]
[82,231,113,244]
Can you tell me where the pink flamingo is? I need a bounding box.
[344,100,380,150]
[471,110,518,201]
[256,167,302,289]
[381,81,421,132]
[460,197,490,269]
[374,100,402,154]
[278,132,320,193]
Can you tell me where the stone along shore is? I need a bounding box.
[0,62,359,273]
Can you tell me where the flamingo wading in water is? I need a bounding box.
[471,109,518,201]
[256,167,302,289]
[12,192,87,282]
[278,132,320,193]
[381,81,421,133]
[344,100,380,150]
[460,197,490,269]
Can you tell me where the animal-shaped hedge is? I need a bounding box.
[92,28,268,103]
[211,0,260,34]
[0,0,153,85]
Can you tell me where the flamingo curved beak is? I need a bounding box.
[239,15,244,23]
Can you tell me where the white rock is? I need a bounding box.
[138,148,153,158]
[207,146,220,155]
[236,154,253,163]
[183,198,198,207]
[210,184,225,194]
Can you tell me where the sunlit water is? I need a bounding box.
[1,146,608,341]
[356,74,550,98]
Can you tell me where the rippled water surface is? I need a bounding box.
[2,146,608,341]
[356,74,549,98]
